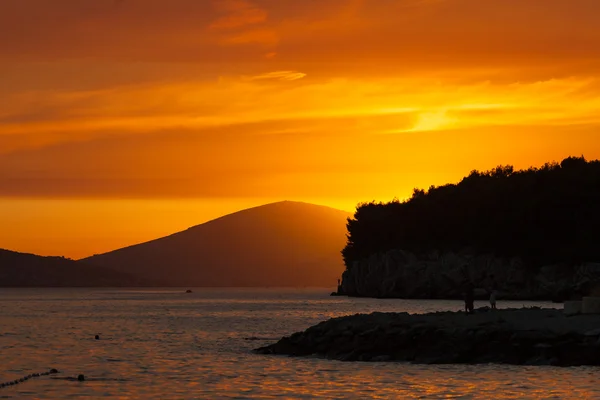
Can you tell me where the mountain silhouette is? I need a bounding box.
[82,201,350,287]
[0,248,146,287]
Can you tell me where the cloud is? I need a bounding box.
[247,70,306,81]
[220,28,279,46]
[0,0,597,70]
[207,1,279,48]
[2,75,600,151]
[1,0,600,201]
[209,0,267,30]
[2,121,599,200]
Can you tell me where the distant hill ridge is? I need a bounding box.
[83,201,350,287]
[0,248,145,287]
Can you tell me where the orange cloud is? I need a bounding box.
[248,70,306,81]
[220,28,279,46]
[2,75,599,144]
[0,0,596,70]
[209,0,267,30]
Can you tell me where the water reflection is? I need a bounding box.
[0,288,597,399]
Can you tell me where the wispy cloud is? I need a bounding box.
[247,71,307,81]
[208,0,267,30]
[221,28,279,46]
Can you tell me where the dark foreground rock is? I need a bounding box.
[254,308,600,366]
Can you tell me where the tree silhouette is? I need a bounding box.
[342,156,600,271]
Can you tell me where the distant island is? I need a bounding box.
[0,249,147,287]
[338,156,600,300]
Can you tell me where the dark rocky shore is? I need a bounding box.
[254,308,600,366]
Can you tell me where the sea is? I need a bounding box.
[1,288,599,399]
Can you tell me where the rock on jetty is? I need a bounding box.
[254,308,600,366]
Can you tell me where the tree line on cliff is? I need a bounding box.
[342,156,600,270]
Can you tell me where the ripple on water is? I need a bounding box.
[0,288,598,399]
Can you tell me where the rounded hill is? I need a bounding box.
[83,201,351,287]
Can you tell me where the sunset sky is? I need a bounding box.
[1,0,600,258]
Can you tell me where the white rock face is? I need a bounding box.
[582,297,600,314]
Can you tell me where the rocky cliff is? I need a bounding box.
[339,249,600,300]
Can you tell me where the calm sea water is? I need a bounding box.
[1,288,599,399]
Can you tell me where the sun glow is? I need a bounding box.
[407,110,457,132]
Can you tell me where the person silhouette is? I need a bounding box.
[489,274,498,309]
[464,280,475,315]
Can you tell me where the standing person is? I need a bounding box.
[464,280,475,315]
[489,274,498,309]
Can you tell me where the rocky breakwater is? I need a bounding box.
[338,249,600,300]
[254,308,600,366]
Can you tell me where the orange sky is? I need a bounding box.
[1,0,600,258]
